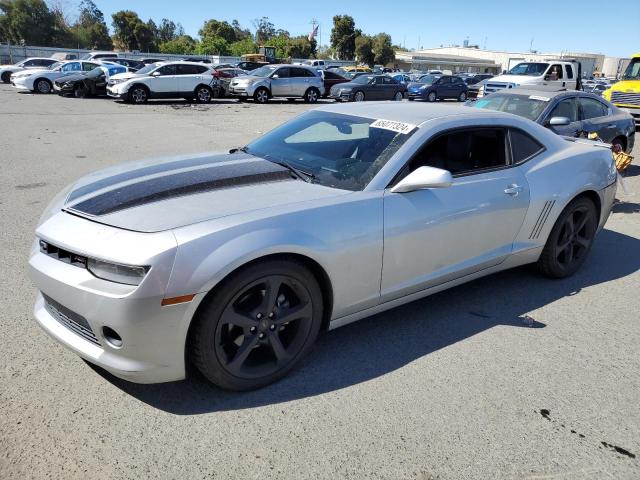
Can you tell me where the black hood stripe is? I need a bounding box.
[67,160,292,216]
[67,153,253,203]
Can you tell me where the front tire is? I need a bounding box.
[393,91,403,101]
[190,259,323,390]
[254,87,270,104]
[354,90,365,102]
[128,85,149,104]
[537,197,598,278]
[427,91,437,102]
[74,85,87,98]
[35,78,52,94]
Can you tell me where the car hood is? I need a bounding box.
[110,71,141,81]
[607,80,639,93]
[61,152,348,232]
[332,81,369,90]
[231,75,268,83]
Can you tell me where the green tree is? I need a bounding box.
[229,37,256,56]
[372,33,394,66]
[330,15,356,60]
[199,18,236,43]
[197,35,229,55]
[231,19,251,40]
[73,0,112,50]
[355,34,374,67]
[159,34,197,54]
[111,10,140,50]
[0,0,59,45]
[157,18,183,43]
[252,16,275,43]
[134,20,156,52]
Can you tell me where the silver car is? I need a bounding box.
[29,103,617,390]
[227,64,324,103]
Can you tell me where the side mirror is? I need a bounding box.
[151,71,161,77]
[548,116,570,126]
[390,166,453,193]
[271,74,279,79]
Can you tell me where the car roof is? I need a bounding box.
[490,88,600,101]
[315,102,509,127]
[154,61,212,67]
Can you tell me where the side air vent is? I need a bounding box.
[530,201,555,239]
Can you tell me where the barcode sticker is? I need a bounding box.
[370,119,417,134]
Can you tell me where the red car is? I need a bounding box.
[320,70,349,97]
[213,68,247,97]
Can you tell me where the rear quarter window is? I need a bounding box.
[509,129,544,163]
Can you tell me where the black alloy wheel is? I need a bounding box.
[74,85,88,98]
[191,259,323,390]
[538,197,598,278]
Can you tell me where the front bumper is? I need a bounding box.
[407,90,427,100]
[618,106,640,126]
[329,91,353,101]
[106,85,128,99]
[227,84,254,97]
[28,212,198,384]
[11,79,30,90]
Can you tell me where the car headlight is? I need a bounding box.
[87,258,149,285]
[109,78,126,85]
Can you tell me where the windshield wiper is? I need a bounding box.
[267,159,315,183]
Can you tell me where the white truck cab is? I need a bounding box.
[481,61,580,96]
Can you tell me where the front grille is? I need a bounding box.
[43,294,100,346]
[39,239,87,268]
[485,83,511,94]
[611,91,640,106]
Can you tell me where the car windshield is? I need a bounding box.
[472,94,549,121]
[506,62,549,76]
[417,74,439,84]
[136,64,159,75]
[49,62,62,70]
[244,110,416,191]
[353,75,375,84]
[251,66,278,77]
[622,58,640,81]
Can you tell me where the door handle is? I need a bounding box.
[504,184,523,196]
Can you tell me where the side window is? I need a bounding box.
[42,59,56,67]
[510,129,544,163]
[409,128,507,175]
[83,62,98,71]
[547,64,563,79]
[177,64,198,75]
[195,65,208,74]
[23,59,38,67]
[374,76,384,84]
[438,76,451,84]
[565,64,574,79]
[548,98,578,122]
[324,71,337,79]
[274,67,290,78]
[62,62,81,72]
[579,97,608,120]
[383,76,394,84]
[157,64,177,75]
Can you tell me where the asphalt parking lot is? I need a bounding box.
[1,86,639,480]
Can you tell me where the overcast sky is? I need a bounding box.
[94,0,638,57]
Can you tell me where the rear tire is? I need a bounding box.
[1,71,11,83]
[190,259,324,391]
[458,91,467,102]
[393,91,403,101]
[195,85,213,103]
[74,85,87,98]
[303,87,320,103]
[537,197,598,278]
[611,136,626,153]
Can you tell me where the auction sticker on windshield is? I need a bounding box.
[370,119,417,134]
[529,95,551,102]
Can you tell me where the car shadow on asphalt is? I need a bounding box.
[88,228,640,414]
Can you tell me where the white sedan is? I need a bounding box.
[0,57,58,83]
[10,60,101,93]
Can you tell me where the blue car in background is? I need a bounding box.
[407,74,469,102]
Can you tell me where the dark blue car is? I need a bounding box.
[407,74,469,102]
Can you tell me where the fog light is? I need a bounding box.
[102,327,123,348]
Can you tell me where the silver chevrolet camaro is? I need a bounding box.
[29,103,618,390]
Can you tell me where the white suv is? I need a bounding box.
[107,61,221,104]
